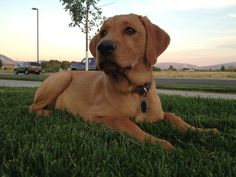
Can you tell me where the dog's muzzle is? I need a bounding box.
[97,40,119,74]
[97,40,132,79]
[97,40,117,56]
[99,60,120,75]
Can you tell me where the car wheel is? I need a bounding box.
[14,70,18,75]
[24,70,29,75]
[35,71,40,75]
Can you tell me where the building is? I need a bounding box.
[0,54,17,70]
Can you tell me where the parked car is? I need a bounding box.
[14,62,42,75]
[69,57,97,71]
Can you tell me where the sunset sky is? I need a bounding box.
[0,0,236,66]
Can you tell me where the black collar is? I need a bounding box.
[132,83,152,96]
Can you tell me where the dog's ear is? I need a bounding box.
[140,16,170,65]
[89,34,99,57]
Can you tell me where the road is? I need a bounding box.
[0,78,236,100]
[1,73,236,86]
[154,77,236,86]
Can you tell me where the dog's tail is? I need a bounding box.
[29,72,72,113]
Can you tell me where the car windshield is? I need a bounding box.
[81,58,93,64]
[81,59,86,64]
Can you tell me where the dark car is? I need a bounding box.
[69,57,97,71]
[14,62,42,75]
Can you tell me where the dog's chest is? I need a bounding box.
[110,94,144,118]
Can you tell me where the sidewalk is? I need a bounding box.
[0,79,41,88]
[158,89,236,100]
[0,79,236,100]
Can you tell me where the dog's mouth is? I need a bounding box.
[99,60,120,74]
[98,60,132,80]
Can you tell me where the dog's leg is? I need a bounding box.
[29,72,72,116]
[164,113,219,133]
[35,110,52,116]
[93,116,174,151]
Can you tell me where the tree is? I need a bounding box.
[60,0,105,71]
[0,59,2,68]
[41,60,61,72]
[61,60,70,70]
[228,65,236,72]
[220,65,225,71]
[168,65,176,71]
[152,66,161,71]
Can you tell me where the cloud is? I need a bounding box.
[228,13,236,18]
[102,0,236,22]
[210,36,236,49]
[102,0,236,17]
[157,33,236,65]
[103,0,236,19]
[204,35,236,48]
[159,47,236,66]
[130,0,236,12]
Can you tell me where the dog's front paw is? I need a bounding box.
[36,109,52,117]
[197,128,220,134]
[159,140,174,152]
[206,128,220,134]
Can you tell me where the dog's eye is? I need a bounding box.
[100,30,107,37]
[125,27,136,35]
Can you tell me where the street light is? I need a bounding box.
[32,7,39,63]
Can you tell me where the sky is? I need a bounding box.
[0,0,236,66]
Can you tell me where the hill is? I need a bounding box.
[198,62,236,70]
[0,53,235,71]
[155,62,236,70]
[156,62,197,70]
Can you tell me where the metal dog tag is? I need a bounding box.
[141,97,148,113]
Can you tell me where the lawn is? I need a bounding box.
[0,87,236,177]
[0,73,48,81]
[157,83,236,93]
[153,71,236,79]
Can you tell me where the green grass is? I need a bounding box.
[153,71,236,79]
[0,87,235,177]
[157,83,236,93]
[0,73,48,81]
[0,70,12,74]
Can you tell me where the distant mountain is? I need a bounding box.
[0,54,16,65]
[0,53,235,71]
[155,62,236,70]
[197,62,236,70]
[156,62,198,70]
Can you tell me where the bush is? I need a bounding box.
[152,66,161,71]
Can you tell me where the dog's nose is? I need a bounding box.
[97,40,117,55]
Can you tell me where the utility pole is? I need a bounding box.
[32,8,39,63]
[84,1,114,71]
[85,0,89,71]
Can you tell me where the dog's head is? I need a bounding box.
[89,14,170,79]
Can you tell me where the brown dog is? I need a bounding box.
[30,14,218,151]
